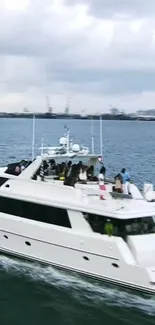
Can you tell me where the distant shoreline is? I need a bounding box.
[0,113,155,121]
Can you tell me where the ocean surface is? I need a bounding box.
[0,118,155,325]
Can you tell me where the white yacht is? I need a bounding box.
[0,176,155,294]
[0,125,153,203]
[38,128,90,158]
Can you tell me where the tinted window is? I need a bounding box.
[123,217,155,235]
[84,213,155,237]
[84,213,109,234]
[0,177,9,187]
[0,196,71,228]
[83,213,125,237]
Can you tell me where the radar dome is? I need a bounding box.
[72,143,80,152]
[59,137,67,146]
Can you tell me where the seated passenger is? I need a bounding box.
[104,219,114,236]
[58,163,66,181]
[15,165,21,175]
[87,165,94,181]
[79,165,87,184]
[49,159,57,175]
[19,160,26,172]
[131,219,141,234]
[114,173,123,193]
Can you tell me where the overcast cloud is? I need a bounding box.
[0,0,155,113]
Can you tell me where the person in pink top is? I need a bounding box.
[98,170,106,200]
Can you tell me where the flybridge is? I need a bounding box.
[31,115,104,161]
[1,178,155,220]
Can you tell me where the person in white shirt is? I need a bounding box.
[79,165,87,183]
[98,166,106,181]
[97,172,104,182]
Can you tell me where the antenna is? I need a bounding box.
[65,96,71,115]
[32,113,35,161]
[100,116,103,158]
[41,137,44,157]
[91,119,94,154]
[66,128,70,154]
[46,95,49,110]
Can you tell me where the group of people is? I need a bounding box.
[38,159,98,186]
[38,159,131,194]
[5,160,31,176]
[5,156,131,198]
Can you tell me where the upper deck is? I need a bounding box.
[0,178,155,220]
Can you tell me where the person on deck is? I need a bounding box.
[120,168,131,195]
[114,173,123,193]
[79,165,87,183]
[104,219,114,236]
[87,165,94,181]
[98,166,106,181]
[64,161,72,184]
[59,163,66,181]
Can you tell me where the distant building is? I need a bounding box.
[23,108,29,113]
[65,106,69,115]
[48,106,53,114]
[136,109,155,116]
[110,108,120,115]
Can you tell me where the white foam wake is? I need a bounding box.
[0,255,155,316]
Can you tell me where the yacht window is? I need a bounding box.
[83,213,121,236]
[0,197,71,228]
[123,217,155,235]
[83,213,155,237]
[0,177,9,187]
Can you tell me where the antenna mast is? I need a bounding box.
[41,137,44,156]
[66,128,70,154]
[100,116,103,158]
[32,113,35,161]
[91,119,94,154]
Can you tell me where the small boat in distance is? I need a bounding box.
[38,127,90,158]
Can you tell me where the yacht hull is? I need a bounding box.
[0,247,154,295]
[0,219,154,295]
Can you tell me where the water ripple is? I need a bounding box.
[0,255,155,318]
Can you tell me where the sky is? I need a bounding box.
[1,0,155,113]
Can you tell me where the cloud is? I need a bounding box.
[0,0,155,113]
[67,0,155,19]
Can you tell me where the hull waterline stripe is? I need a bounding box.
[0,228,119,261]
[0,247,154,295]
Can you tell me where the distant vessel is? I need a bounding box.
[38,127,90,158]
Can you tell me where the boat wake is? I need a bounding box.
[0,255,155,317]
